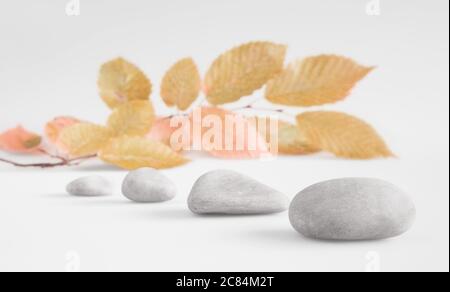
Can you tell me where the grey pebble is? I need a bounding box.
[66,176,112,197]
[188,170,290,215]
[289,178,416,241]
[122,168,177,203]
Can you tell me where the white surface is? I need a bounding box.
[0,0,448,272]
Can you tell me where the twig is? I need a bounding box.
[160,101,295,120]
[0,154,96,169]
[0,157,70,168]
[68,155,97,166]
[230,104,295,118]
[37,148,68,163]
[161,112,189,121]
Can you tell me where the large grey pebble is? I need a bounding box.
[289,178,416,241]
[122,168,177,203]
[66,176,112,197]
[188,170,289,215]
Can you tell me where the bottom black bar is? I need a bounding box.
[144,273,301,290]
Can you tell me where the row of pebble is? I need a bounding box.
[67,168,416,241]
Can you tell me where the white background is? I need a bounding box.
[0,0,448,272]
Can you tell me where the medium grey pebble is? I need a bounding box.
[188,170,290,215]
[289,178,416,241]
[66,176,112,197]
[122,168,177,203]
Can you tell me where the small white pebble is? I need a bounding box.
[66,176,113,197]
[122,168,177,203]
[188,170,290,215]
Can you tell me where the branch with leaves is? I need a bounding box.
[0,41,394,169]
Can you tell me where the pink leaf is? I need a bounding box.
[146,117,180,146]
[45,117,81,145]
[189,107,271,159]
[44,116,81,156]
[45,116,81,144]
[0,126,42,154]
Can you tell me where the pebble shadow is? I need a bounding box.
[246,228,394,246]
[148,208,196,220]
[246,228,306,244]
[41,193,130,205]
[41,193,72,199]
[145,208,287,221]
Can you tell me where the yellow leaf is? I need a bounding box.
[296,111,393,159]
[98,58,152,109]
[266,55,374,106]
[205,42,287,105]
[277,121,320,155]
[107,100,155,137]
[58,123,113,157]
[45,116,81,145]
[99,136,188,170]
[252,117,319,155]
[161,58,201,111]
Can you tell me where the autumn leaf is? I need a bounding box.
[107,100,155,137]
[58,123,113,157]
[98,136,188,170]
[278,121,320,155]
[146,117,181,147]
[45,116,81,144]
[296,111,393,159]
[266,55,374,106]
[204,42,287,105]
[253,117,319,155]
[98,58,152,109]
[190,107,271,159]
[161,58,201,111]
[0,126,42,154]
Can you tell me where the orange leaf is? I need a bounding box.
[0,126,42,154]
[45,116,81,145]
[146,117,181,147]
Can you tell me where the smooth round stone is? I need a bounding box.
[66,176,112,197]
[122,168,177,203]
[289,178,416,241]
[188,170,290,215]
